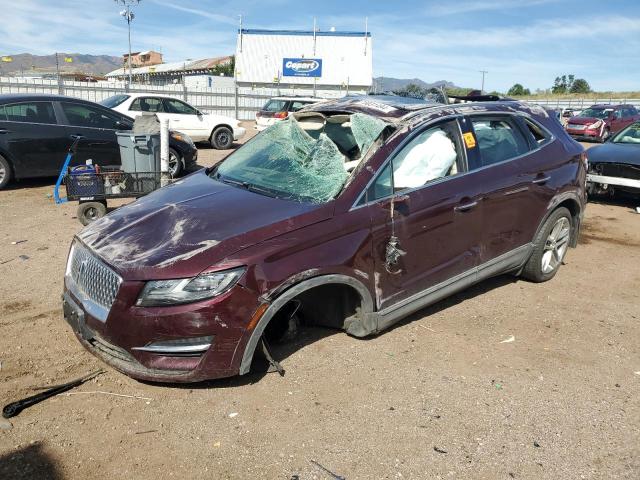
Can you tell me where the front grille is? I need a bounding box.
[590,162,640,181]
[69,243,122,312]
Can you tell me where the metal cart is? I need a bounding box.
[54,136,164,225]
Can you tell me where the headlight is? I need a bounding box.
[587,120,602,130]
[136,267,245,307]
[171,132,194,146]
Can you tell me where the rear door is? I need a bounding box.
[0,101,67,178]
[364,118,483,309]
[59,101,125,167]
[464,114,555,267]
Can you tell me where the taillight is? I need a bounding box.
[255,111,262,118]
[274,111,288,119]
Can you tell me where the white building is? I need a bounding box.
[235,29,372,97]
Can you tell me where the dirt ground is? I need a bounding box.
[1,128,639,480]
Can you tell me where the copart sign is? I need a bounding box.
[282,58,322,77]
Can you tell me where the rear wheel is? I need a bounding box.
[210,126,233,150]
[0,155,12,190]
[77,201,107,226]
[521,207,572,282]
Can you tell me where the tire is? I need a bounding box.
[0,154,12,190]
[599,128,610,143]
[210,126,233,150]
[169,147,182,178]
[521,207,572,283]
[77,201,107,226]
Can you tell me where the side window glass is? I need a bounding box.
[523,118,550,146]
[366,162,393,202]
[3,102,56,124]
[130,98,142,111]
[392,123,461,192]
[61,102,118,129]
[290,102,307,112]
[470,117,529,168]
[164,99,196,115]
[135,97,163,113]
[0,106,6,121]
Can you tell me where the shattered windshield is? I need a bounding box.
[212,113,387,203]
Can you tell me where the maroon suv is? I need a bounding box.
[565,104,640,142]
[62,96,587,383]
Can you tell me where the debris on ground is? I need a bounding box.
[18,255,29,261]
[500,335,516,343]
[310,460,345,480]
[228,412,238,418]
[533,441,541,448]
[10,240,27,245]
[433,446,447,454]
[2,370,104,418]
[0,417,13,430]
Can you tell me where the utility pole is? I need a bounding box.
[115,0,140,89]
[479,70,488,94]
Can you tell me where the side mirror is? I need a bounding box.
[114,120,130,130]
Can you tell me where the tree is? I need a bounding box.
[552,74,578,94]
[569,78,591,94]
[507,83,531,96]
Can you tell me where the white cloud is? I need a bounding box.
[429,0,557,16]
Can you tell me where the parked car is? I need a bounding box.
[587,121,640,196]
[0,94,197,190]
[255,96,323,131]
[62,95,587,383]
[565,104,640,142]
[102,93,245,149]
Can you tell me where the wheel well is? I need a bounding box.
[555,198,581,246]
[264,283,362,342]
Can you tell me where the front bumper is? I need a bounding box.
[567,127,602,141]
[63,277,262,383]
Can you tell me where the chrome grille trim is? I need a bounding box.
[65,242,122,322]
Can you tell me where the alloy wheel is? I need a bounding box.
[169,151,178,176]
[0,163,5,184]
[541,217,571,274]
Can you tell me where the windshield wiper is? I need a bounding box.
[216,173,281,199]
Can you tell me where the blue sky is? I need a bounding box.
[1,0,639,92]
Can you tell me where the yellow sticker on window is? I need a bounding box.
[463,132,476,149]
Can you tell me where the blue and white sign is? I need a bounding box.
[282,58,322,77]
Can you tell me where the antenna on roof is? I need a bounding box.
[364,17,368,56]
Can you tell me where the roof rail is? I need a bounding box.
[448,94,515,102]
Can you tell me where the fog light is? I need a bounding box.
[132,336,213,355]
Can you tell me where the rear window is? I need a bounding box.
[100,94,129,109]
[262,100,287,112]
[0,102,57,124]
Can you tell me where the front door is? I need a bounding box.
[59,101,122,167]
[0,101,68,178]
[161,98,209,141]
[364,119,483,310]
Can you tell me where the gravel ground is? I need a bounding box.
[0,128,639,479]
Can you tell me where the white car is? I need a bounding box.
[101,94,246,149]
[255,96,324,131]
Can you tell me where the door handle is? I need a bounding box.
[0,129,10,134]
[532,175,551,185]
[454,200,478,212]
[69,134,82,140]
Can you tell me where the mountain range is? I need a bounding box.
[373,77,458,92]
[0,53,122,76]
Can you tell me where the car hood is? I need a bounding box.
[77,170,332,280]
[587,143,640,166]
[568,117,605,125]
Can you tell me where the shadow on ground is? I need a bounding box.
[0,444,64,480]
